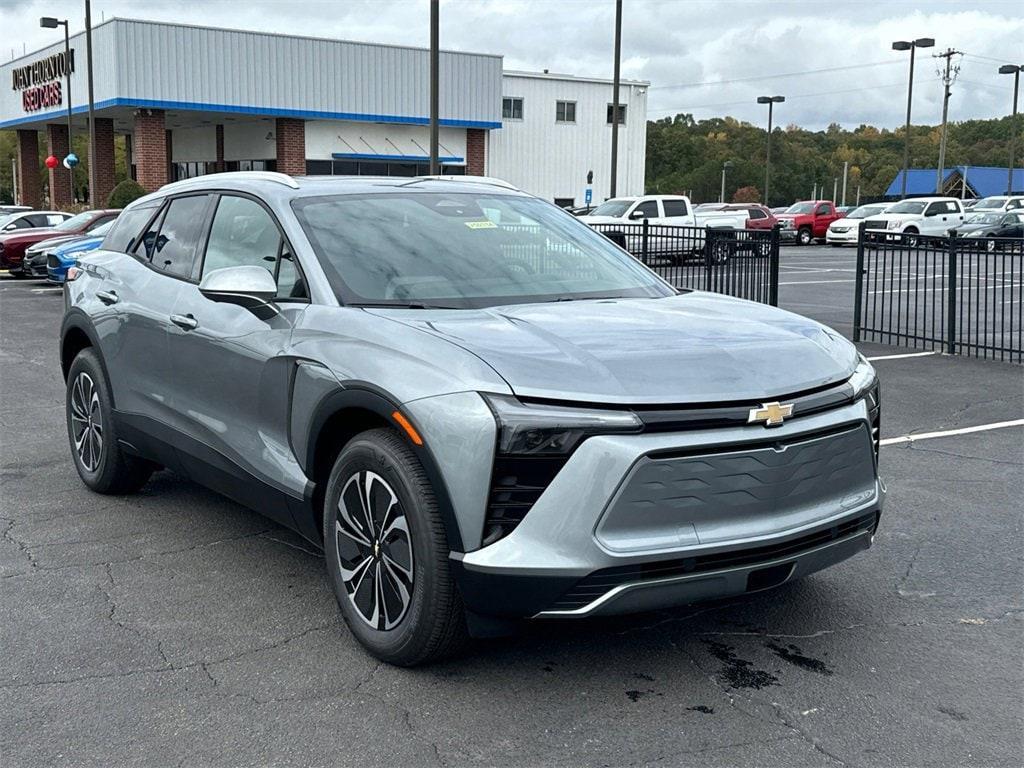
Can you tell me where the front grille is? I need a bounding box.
[483,455,567,546]
[863,219,889,231]
[551,511,878,611]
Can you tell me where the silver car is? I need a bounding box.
[60,172,883,665]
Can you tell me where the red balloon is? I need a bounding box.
[45,155,58,169]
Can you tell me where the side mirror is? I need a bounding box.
[199,265,277,312]
[628,209,646,220]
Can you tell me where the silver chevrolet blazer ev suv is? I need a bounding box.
[60,173,884,665]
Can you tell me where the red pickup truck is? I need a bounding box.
[776,200,843,245]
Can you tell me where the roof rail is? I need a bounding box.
[417,175,520,191]
[159,171,300,192]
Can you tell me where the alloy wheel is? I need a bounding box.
[70,372,103,473]
[335,470,414,631]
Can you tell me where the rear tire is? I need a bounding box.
[66,348,155,494]
[323,427,468,666]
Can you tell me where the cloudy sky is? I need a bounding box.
[2,0,1021,130]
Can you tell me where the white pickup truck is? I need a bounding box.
[862,196,966,245]
[579,195,747,262]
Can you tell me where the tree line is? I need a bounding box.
[645,113,1022,206]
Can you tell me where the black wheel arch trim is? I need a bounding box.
[60,311,118,408]
[300,378,466,554]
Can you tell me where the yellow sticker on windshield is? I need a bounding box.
[464,220,497,229]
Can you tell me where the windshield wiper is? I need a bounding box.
[356,302,463,310]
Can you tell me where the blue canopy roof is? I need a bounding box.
[885,166,1024,197]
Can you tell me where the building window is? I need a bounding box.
[502,97,524,120]
[606,103,627,125]
[305,159,466,177]
[555,101,576,123]
[554,197,575,208]
[224,159,276,173]
[172,161,214,181]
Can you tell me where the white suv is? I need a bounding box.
[970,196,1024,214]
[862,197,965,244]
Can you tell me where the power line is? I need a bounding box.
[649,60,899,91]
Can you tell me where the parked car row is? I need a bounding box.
[0,208,121,282]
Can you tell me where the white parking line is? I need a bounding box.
[881,419,1024,446]
[865,351,938,361]
[778,279,856,285]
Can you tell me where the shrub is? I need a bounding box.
[107,179,146,209]
[732,186,761,204]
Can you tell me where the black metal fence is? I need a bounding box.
[853,225,1023,363]
[588,222,780,306]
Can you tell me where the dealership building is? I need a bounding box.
[1,18,647,208]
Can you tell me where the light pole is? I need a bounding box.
[39,15,73,201]
[609,0,623,197]
[892,37,934,199]
[720,160,733,203]
[428,0,439,175]
[757,95,784,206]
[998,64,1022,195]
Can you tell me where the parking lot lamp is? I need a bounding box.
[39,15,73,201]
[998,64,1022,195]
[720,160,733,203]
[757,96,784,206]
[893,38,935,199]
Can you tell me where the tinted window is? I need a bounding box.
[748,208,767,219]
[105,204,159,254]
[633,201,660,218]
[147,195,210,278]
[815,205,831,216]
[202,195,306,300]
[8,217,33,230]
[662,200,689,217]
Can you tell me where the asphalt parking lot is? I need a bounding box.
[1,249,1021,768]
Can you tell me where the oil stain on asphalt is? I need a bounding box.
[702,641,779,690]
[766,642,834,676]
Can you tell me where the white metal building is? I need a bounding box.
[1,18,647,208]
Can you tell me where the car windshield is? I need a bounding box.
[53,212,94,231]
[966,212,1003,224]
[90,220,115,236]
[589,199,634,217]
[785,203,815,214]
[292,192,674,309]
[0,214,13,227]
[972,197,1006,210]
[846,205,887,219]
[885,201,928,214]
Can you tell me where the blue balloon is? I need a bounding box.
[64,153,80,168]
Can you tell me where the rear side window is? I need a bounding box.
[142,195,210,279]
[103,204,159,253]
[663,199,689,217]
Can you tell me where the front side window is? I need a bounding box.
[502,97,523,120]
[292,192,673,309]
[555,101,576,123]
[815,205,832,216]
[606,104,627,124]
[201,195,306,300]
[144,195,210,278]
[632,201,660,219]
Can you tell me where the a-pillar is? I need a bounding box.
[466,128,486,176]
[90,118,117,206]
[15,130,42,209]
[46,123,73,208]
[275,118,306,176]
[133,109,168,192]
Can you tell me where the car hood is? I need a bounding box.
[775,213,805,220]
[0,227,61,244]
[26,234,82,252]
[369,293,857,404]
[866,213,921,223]
[55,236,103,256]
[577,214,628,225]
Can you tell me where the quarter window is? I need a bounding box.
[103,203,160,254]
[555,101,576,123]
[144,195,210,278]
[202,195,307,300]
[502,97,523,120]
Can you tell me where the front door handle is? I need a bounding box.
[96,290,118,305]
[170,313,198,331]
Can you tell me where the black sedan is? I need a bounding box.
[958,212,1024,251]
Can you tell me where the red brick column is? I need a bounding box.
[275,118,306,176]
[466,128,486,176]
[16,130,42,209]
[133,109,168,192]
[90,118,117,206]
[46,123,73,208]
[215,124,225,173]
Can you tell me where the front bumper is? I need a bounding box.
[454,401,883,618]
[826,228,859,244]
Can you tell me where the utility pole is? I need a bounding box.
[841,161,849,206]
[609,0,622,197]
[934,48,962,194]
[833,177,838,203]
[428,0,439,175]
[86,0,97,206]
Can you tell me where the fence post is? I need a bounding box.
[704,229,714,292]
[946,230,957,355]
[853,221,866,342]
[769,224,780,306]
[641,218,649,263]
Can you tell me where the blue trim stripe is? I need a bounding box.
[0,97,502,130]
[331,152,464,163]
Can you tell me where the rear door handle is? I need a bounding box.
[170,313,198,331]
[96,290,118,305]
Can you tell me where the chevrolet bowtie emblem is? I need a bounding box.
[748,401,794,427]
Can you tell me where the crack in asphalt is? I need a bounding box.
[903,441,1024,466]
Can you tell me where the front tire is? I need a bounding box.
[797,227,813,246]
[323,427,468,666]
[66,348,155,493]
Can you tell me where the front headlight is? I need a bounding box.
[887,220,902,230]
[849,356,878,402]
[849,356,881,463]
[483,394,642,456]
